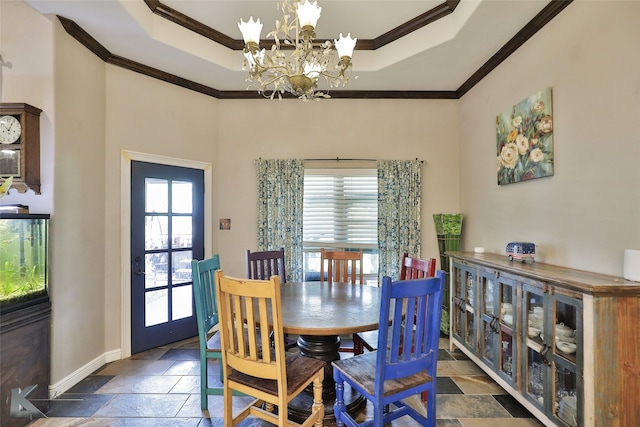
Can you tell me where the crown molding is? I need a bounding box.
[57,1,572,100]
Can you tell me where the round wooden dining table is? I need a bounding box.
[280,281,382,424]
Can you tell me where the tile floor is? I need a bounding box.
[29,336,544,427]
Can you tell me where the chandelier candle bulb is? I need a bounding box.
[238,17,262,46]
[296,0,321,29]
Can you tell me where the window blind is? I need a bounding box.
[303,169,378,249]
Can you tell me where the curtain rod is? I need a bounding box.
[303,157,423,163]
[256,157,424,163]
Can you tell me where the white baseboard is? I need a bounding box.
[48,348,122,399]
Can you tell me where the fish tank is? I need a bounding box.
[0,213,50,314]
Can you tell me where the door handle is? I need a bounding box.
[135,270,145,275]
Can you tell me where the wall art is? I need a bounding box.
[496,87,554,185]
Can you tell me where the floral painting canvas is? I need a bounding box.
[496,87,554,185]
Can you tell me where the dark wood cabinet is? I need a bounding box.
[0,300,51,426]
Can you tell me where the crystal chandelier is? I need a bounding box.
[238,0,357,100]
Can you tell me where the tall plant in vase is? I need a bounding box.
[433,213,463,335]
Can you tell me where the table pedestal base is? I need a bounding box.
[287,334,366,425]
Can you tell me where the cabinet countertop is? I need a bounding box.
[447,251,640,296]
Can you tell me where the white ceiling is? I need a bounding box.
[25,0,556,94]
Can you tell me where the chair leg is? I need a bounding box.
[200,356,208,410]
[334,373,345,427]
[312,376,324,427]
[373,402,385,427]
[426,389,436,427]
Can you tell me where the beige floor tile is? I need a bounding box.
[437,360,486,376]
[95,375,181,394]
[437,395,510,419]
[95,359,175,376]
[450,375,508,395]
[459,418,544,427]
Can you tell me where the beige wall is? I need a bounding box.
[103,67,220,353]
[458,0,640,276]
[216,99,460,277]
[3,0,637,395]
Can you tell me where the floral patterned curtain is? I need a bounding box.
[255,159,305,282]
[377,160,422,280]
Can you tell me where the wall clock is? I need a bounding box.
[0,115,22,144]
[0,103,42,194]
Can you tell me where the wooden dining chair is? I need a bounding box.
[214,271,325,427]
[320,248,364,285]
[333,271,446,427]
[320,248,364,353]
[246,248,297,351]
[354,253,437,354]
[191,255,224,410]
[246,248,287,283]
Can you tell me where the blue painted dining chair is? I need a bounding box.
[332,271,446,427]
[192,255,224,410]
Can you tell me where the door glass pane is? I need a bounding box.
[483,320,494,362]
[145,216,168,250]
[172,216,192,249]
[172,181,193,214]
[172,250,193,284]
[484,277,494,315]
[465,312,475,346]
[145,289,168,326]
[501,331,514,376]
[146,178,168,213]
[555,365,578,426]
[500,283,513,327]
[466,271,475,306]
[145,253,168,289]
[172,285,193,320]
[527,291,544,341]
[527,348,545,405]
[555,300,577,360]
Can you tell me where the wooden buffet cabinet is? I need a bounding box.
[447,252,640,427]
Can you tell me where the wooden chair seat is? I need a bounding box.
[332,352,432,396]
[228,352,325,396]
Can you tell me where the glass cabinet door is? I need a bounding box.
[479,270,516,383]
[522,283,547,409]
[550,294,582,427]
[479,272,497,367]
[451,262,476,352]
[522,282,582,425]
[497,276,516,381]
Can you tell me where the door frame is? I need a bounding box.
[120,150,212,358]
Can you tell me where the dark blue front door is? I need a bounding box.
[130,161,204,354]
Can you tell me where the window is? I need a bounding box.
[303,168,378,283]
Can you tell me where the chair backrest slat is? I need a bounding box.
[215,271,285,383]
[192,255,221,347]
[320,248,364,284]
[246,248,287,283]
[400,252,437,280]
[376,271,446,389]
